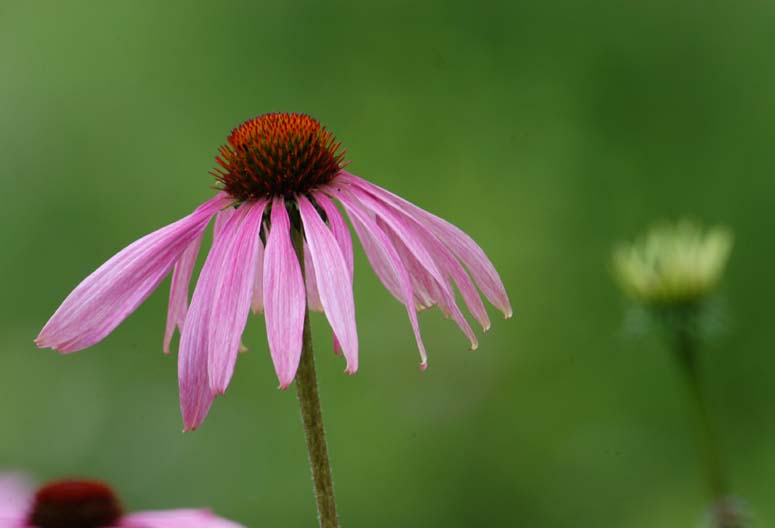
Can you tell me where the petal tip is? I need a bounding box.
[419,361,428,372]
[344,366,357,376]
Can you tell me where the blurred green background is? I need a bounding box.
[1,1,774,526]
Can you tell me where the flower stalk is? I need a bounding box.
[670,308,727,501]
[292,226,339,528]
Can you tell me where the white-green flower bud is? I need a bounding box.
[612,220,733,306]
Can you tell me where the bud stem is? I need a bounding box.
[671,310,728,503]
[291,226,339,528]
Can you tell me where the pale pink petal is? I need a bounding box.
[179,204,248,431]
[314,192,354,277]
[349,186,478,350]
[263,197,306,388]
[332,188,427,368]
[36,194,230,353]
[339,172,512,318]
[380,219,438,311]
[121,509,244,528]
[249,229,266,315]
[386,222,478,349]
[303,240,324,312]
[378,207,491,330]
[208,199,268,394]
[0,473,32,520]
[314,192,354,355]
[217,207,253,349]
[298,195,359,374]
[213,205,236,240]
[164,234,203,354]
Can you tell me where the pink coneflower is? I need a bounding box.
[36,112,511,431]
[36,112,511,526]
[0,475,242,528]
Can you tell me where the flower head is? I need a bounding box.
[0,475,242,528]
[36,112,512,430]
[612,220,733,307]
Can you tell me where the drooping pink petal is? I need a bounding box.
[380,220,438,311]
[339,172,512,318]
[314,192,354,277]
[208,199,267,394]
[121,509,244,528]
[164,234,203,354]
[314,192,354,355]
[216,206,252,351]
[348,186,478,350]
[376,205,491,330]
[380,219,478,349]
[36,193,230,354]
[250,225,266,315]
[213,205,236,240]
[298,195,359,374]
[263,197,306,388]
[303,240,324,312]
[332,188,427,368]
[179,204,248,431]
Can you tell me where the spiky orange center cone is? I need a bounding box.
[27,480,123,528]
[211,112,347,200]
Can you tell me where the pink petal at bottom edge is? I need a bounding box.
[121,509,245,528]
[0,472,32,518]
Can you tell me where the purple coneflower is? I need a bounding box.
[36,113,511,526]
[0,475,242,528]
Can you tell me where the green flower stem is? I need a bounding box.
[671,314,727,502]
[292,227,339,528]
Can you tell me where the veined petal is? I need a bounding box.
[263,197,306,388]
[121,509,244,528]
[332,188,427,368]
[179,204,248,431]
[250,226,266,315]
[339,172,512,318]
[382,220,478,349]
[349,186,478,350]
[377,207,491,330]
[298,195,359,374]
[314,191,354,355]
[314,191,354,277]
[380,220,438,311]
[303,240,324,312]
[36,193,230,353]
[208,199,268,394]
[213,205,237,240]
[164,234,203,354]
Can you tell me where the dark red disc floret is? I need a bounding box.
[211,112,347,200]
[27,480,123,528]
